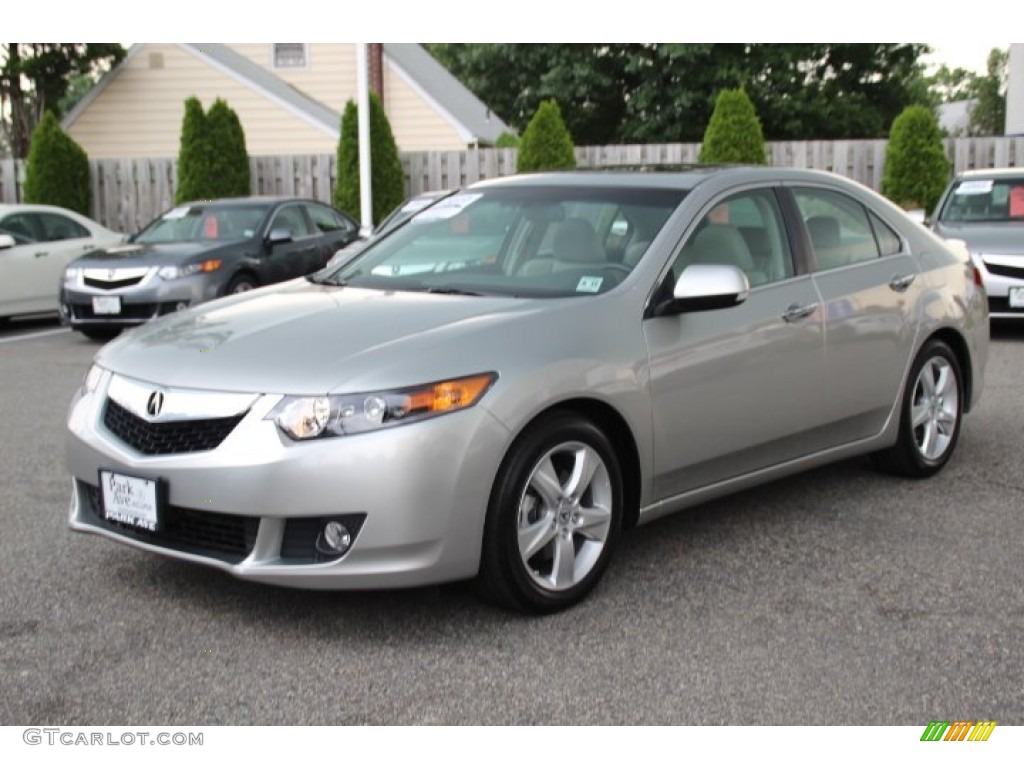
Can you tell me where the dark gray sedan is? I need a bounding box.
[67,168,988,613]
[60,197,359,339]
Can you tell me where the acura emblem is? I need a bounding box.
[146,391,165,417]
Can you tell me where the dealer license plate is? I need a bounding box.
[100,471,159,531]
[1009,287,1024,309]
[92,296,121,315]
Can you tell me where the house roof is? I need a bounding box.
[63,43,509,146]
[382,44,509,144]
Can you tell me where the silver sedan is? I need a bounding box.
[66,168,989,613]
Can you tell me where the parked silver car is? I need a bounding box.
[67,168,988,612]
[931,168,1024,319]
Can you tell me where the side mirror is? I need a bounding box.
[0,233,15,250]
[267,227,293,245]
[656,264,750,315]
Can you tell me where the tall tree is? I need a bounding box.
[0,43,125,158]
[968,48,1008,136]
[333,93,404,224]
[23,110,90,214]
[881,105,950,213]
[431,44,931,144]
[699,89,766,164]
[517,100,576,172]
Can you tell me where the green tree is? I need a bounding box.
[494,131,520,148]
[1,43,125,158]
[175,96,211,203]
[205,98,251,198]
[333,93,405,224]
[968,48,1008,136]
[430,43,931,144]
[22,110,90,214]
[517,100,576,172]
[698,89,766,164]
[881,105,950,212]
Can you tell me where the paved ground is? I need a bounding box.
[1,316,1022,725]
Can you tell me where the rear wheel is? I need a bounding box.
[873,339,963,477]
[479,412,622,613]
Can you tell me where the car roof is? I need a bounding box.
[172,196,325,209]
[467,166,860,192]
[956,168,1024,180]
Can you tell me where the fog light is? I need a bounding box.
[175,301,190,311]
[316,521,352,557]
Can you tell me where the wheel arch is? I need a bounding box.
[513,397,642,531]
[224,270,260,295]
[925,327,974,413]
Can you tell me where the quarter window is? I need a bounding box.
[794,188,881,270]
[305,203,354,234]
[868,211,902,257]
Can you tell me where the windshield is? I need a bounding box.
[937,177,1024,224]
[329,185,685,298]
[135,204,270,244]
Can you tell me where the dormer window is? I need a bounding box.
[273,44,307,69]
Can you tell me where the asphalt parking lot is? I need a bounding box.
[1,316,1022,725]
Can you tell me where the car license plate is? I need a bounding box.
[100,471,160,531]
[92,296,121,315]
[1009,287,1024,309]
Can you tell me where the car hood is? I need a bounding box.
[71,241,242,267]
[933,222,1024,256]
[96,279,545,394]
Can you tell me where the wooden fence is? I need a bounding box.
[3,137,1024,233]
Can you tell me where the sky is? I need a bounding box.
[924,43,1005,75]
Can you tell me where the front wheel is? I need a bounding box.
[873,339,963,477]
[226,275,258,295]
[479,412,623,613]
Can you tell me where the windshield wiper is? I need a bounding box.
[306,274,347,287]
[423,286,483,296]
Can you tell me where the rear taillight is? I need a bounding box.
[972,264,984,288]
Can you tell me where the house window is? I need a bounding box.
[273,44,307,69]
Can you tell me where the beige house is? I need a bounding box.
[63,43,510,157]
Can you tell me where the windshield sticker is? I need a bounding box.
[401,198,435,213]
[955,180,993,196]
[412,194,483,222]
[576,276,604,293]
[162,206,192,219]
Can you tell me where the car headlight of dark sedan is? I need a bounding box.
[158,259,223,280]
[268,373,497,440]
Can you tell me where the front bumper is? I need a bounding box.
[974,254,1024,318]
[67,371,510,589]
[60,270,224,328]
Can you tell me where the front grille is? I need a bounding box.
[983,260,1024,280]
[103,398,245,455]
[988,296,1024,314]
[83,482,258,563]
[84,276,145,289]
[281,515,367,563]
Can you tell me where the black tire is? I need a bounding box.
[479,411,623,613]
[80,327,119,342]
[225,274,258,295]
[873,339,964,478]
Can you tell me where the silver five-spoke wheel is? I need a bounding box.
[517,441,613,591]
[480,412,623,613]
[910,355,959,461]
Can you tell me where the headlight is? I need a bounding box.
[268,372,497,441]
[83,363,105,394]
[158,259,223,280]
[63,267,81,284]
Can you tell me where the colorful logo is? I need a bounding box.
[920,721,996,742]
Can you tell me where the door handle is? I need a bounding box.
[34,251,48,258]
[81,243,94,250]
[782,302,818,322]
[889,274,916,292]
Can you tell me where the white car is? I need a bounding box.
[0,204,125,323]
